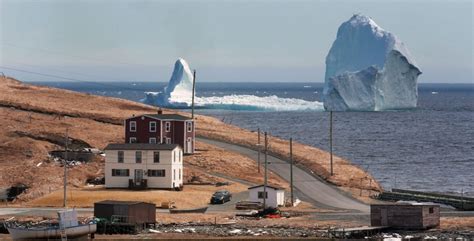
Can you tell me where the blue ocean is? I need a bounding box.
[33,81,474,197]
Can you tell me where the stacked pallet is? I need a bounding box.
[235,201,263,210]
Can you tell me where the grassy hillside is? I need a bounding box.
[0,76,380,204]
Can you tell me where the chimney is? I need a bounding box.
[157,108,163,115]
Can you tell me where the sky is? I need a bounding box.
[0,0,473,83]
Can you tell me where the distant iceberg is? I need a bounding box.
[143,58,194,108]
[143,58,324,111]
[323,14,422,111]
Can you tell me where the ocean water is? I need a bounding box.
[33,81,474,196]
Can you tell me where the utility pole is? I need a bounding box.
[290,137,294,206]
[257,128,261,173]
[263,132,268,210]
[329,111,334,176]
[63,128,68,208]
[192,70,196,119]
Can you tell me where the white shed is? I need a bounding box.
[248,185,285,208]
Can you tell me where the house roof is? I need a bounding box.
[248,184,285,190]
[141,114,193,121]
[104,143,180,151]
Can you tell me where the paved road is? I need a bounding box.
[198,137,370,212]
[206,191,249,213]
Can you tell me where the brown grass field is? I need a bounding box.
[26,183,248,209]
[0,76,379,205]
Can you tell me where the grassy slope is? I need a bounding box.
[0,76,380,204]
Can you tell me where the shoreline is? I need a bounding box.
[1,76,474,237]
[0,76,380,204]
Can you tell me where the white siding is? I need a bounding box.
[105,147,183,189]
[248,186,285,208]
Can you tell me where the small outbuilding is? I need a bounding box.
[248,185,285,208]
[371,202,440,229]
[94,200,156,224]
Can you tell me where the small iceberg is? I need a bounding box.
[143,58,324,111]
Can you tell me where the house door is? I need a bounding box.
[381,209,388,226]
[186,138,192,153]
[134,169,144,185]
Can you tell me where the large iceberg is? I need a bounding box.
[323,14,422,111]
[144,58,325,111]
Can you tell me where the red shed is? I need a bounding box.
[125,111,194,154]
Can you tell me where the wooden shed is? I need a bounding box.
[94,200,156,224]
[371,203,440,229]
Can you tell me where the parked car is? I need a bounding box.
[210,190,232,204]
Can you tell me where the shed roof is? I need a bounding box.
[104,143,179,151]
[248,184,285,190]
[371,202,439,207]
[95,200,155,206]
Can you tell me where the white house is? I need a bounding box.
[104,143,183,190]
[248,185,285,208]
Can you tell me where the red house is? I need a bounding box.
[124,111,195,154]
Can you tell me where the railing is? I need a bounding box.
[128,179,147,190]
[379,189,474,211]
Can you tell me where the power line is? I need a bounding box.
[0,65,153,92]
[1,42,149,67]
[6,60,132,82]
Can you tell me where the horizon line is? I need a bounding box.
[23,80,474,85]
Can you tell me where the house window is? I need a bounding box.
[112,169,129,176]
[429,207,434,214]
[153,151,160,163]
[117,151,124,163]
[149,121,157,132]
[258,191,268,199]
[149,138,156,144]
[129,137,137,143]
[179,169,182,180]
[187,122,193,132]
[179,150,182,162]
[165,138,171,144]
[148,169,165,177]
[130,121,137,132]
[173,151,176,162]
[173,169,176,180]
[165,122,171,132]
[135,151,142,163]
